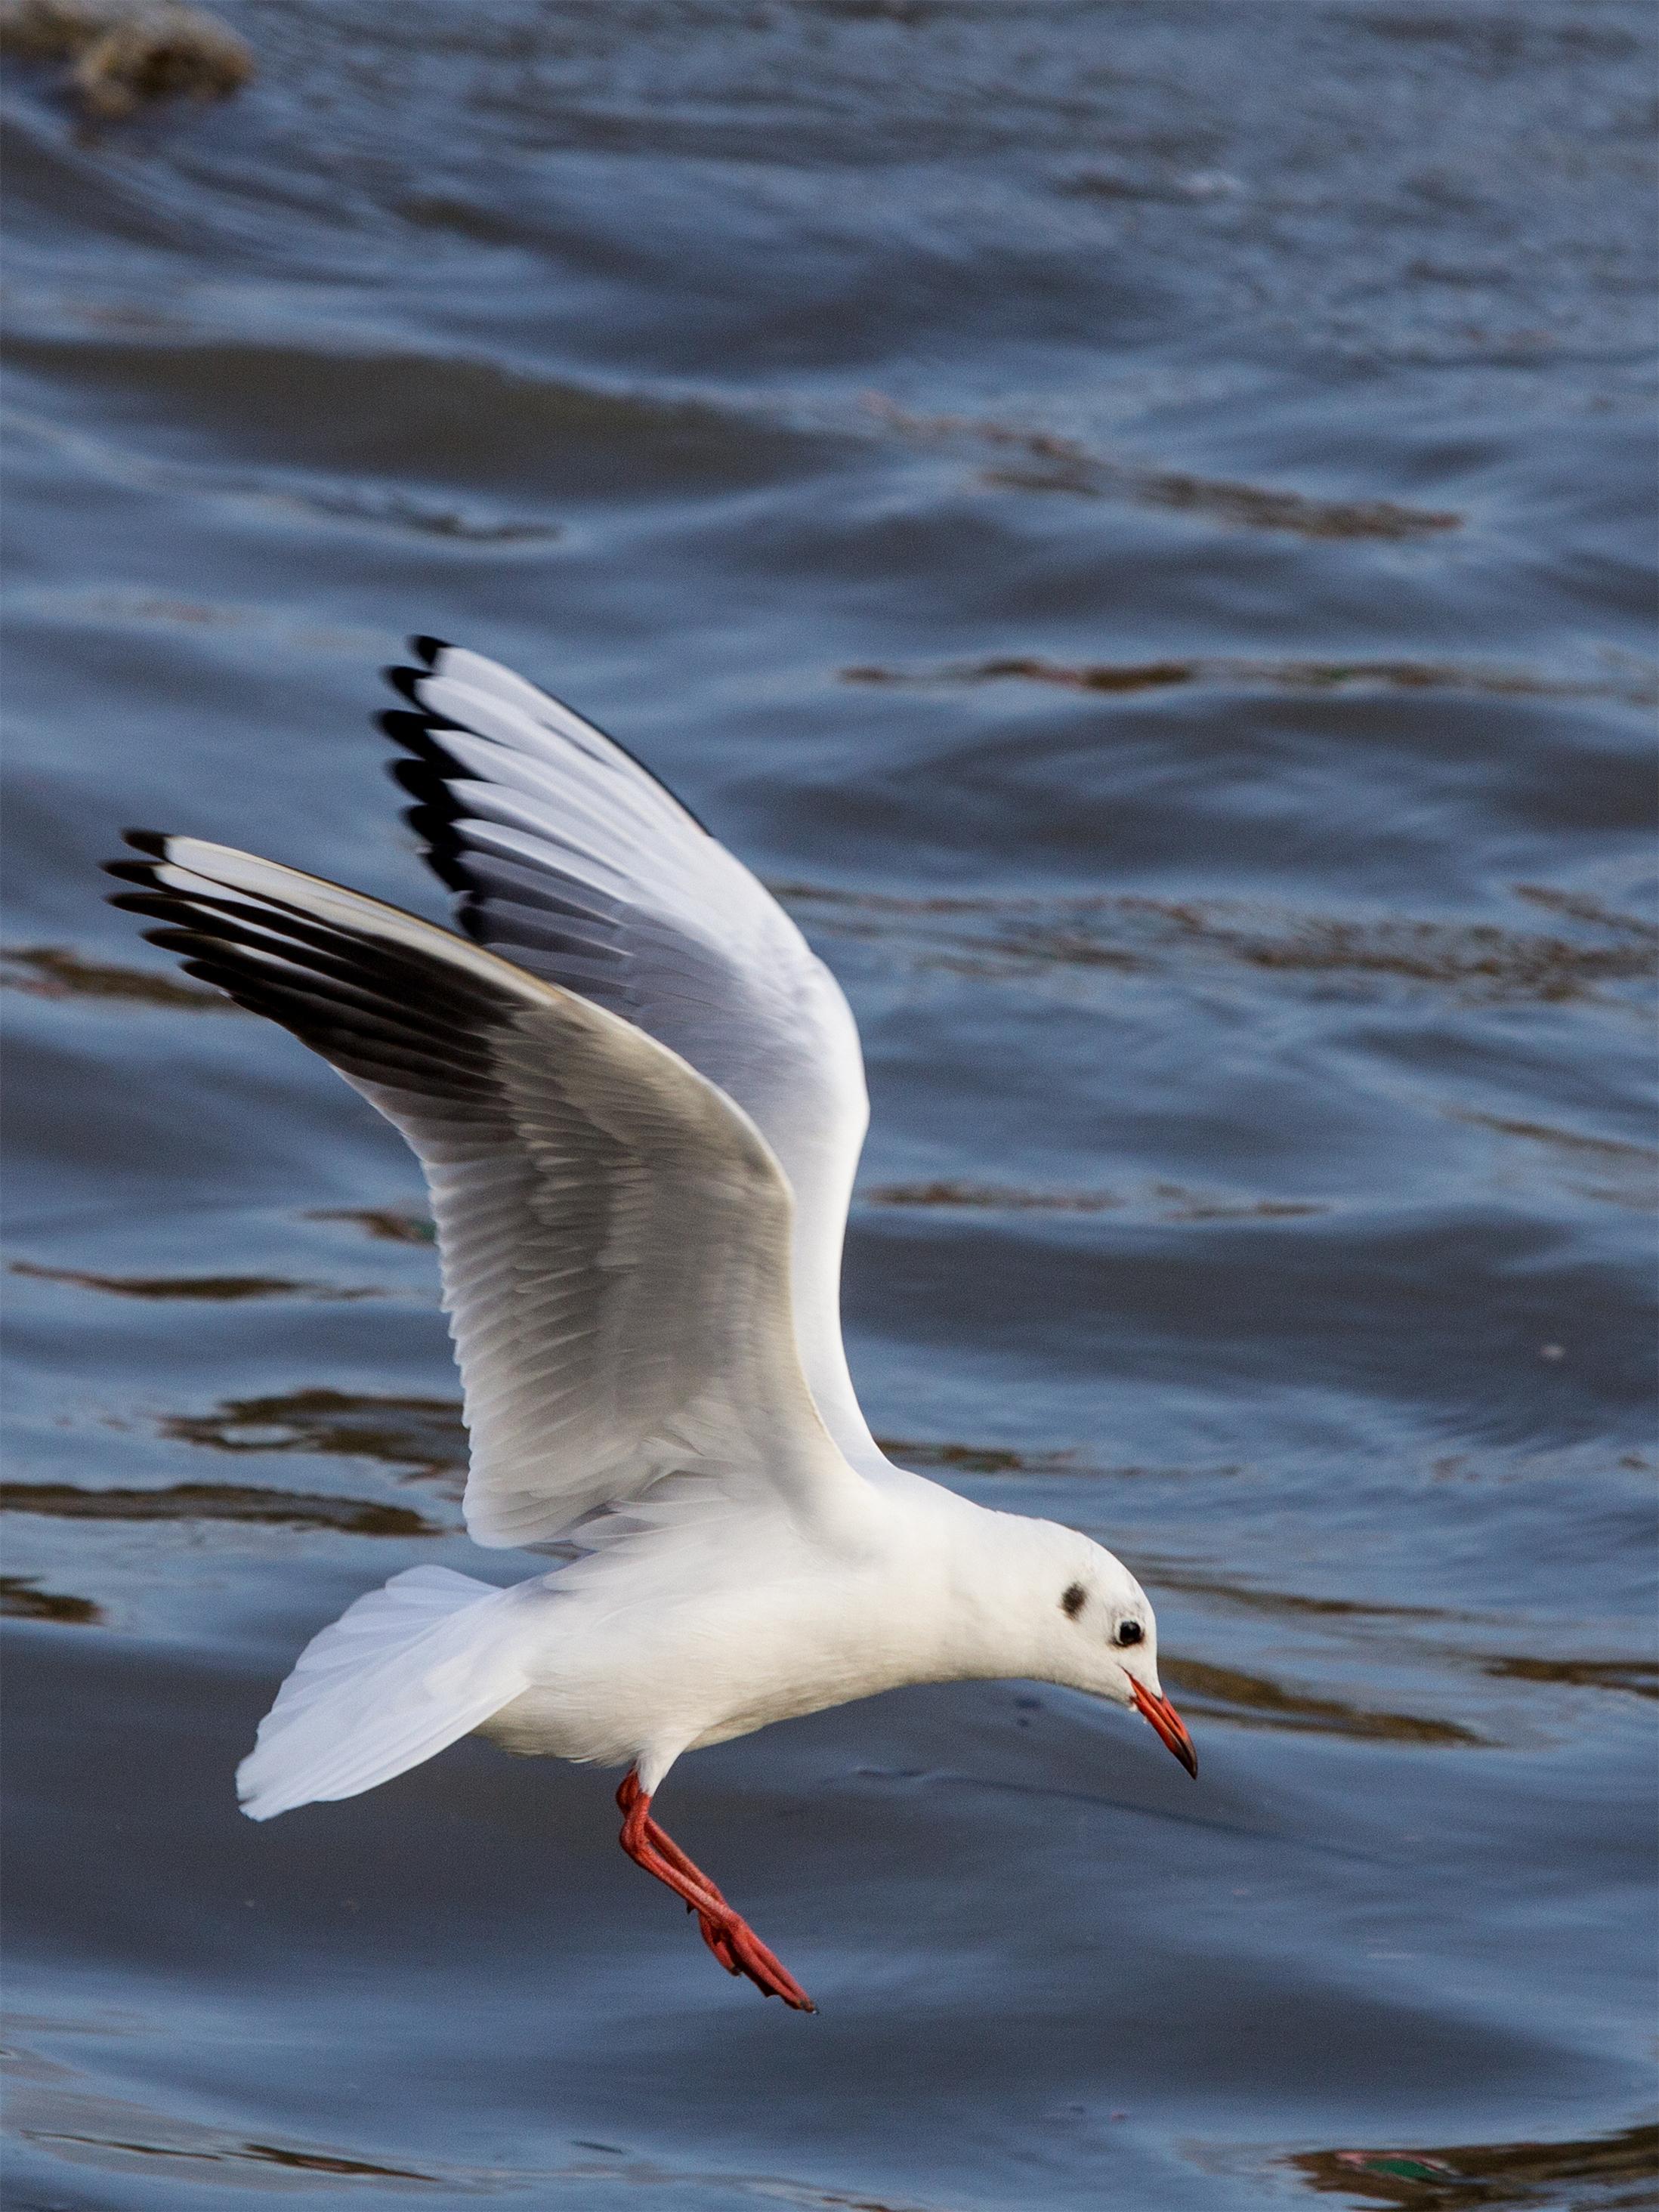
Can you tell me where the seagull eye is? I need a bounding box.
[1115,1620,1144,1648]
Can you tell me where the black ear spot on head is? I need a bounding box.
[1061,1582,1087,1619]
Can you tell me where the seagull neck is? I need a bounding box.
[895,1493,1090,1686]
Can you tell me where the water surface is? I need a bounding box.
[3,3,1655,2207]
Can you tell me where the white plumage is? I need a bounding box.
[107,640,1195,2010]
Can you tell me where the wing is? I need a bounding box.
[105,834,875,1550]
[380,640,880,1469]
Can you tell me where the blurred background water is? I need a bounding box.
[2,3,1655,2207]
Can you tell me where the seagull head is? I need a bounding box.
[989,1517,1197,1777]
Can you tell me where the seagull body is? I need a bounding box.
[107,641,1195,2011]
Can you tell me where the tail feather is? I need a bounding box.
[237,1565,536,1821]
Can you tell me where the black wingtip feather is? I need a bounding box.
[107,889,178,918]
[393,758,459,808]
[380,641,714,919]
[121,829,170,857]
[394,652,715,840]
[103,858,163,886]
[377,710,461,768]
[383,666,428,706]
[401,811,474,894]
[375,709,477,898]
[406,814,471,889]
[141,925,213,956]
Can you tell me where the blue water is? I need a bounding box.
[3,4,1655,2207]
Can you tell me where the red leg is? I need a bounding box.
[615,1772,815,2012]
[619,1792,740,1973]
[629,1806,742,1973]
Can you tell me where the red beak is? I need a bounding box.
[1131,1678,1197,1777]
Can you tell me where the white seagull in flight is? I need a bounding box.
[107,639,1196,2013]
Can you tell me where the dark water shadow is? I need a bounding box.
[876,1435,1080,1475]
[158,1388,468,1481]
[3,944,232,1009]
[0,1574,103,1624]
[1481,1655,1659,1701]
[1160,1657,1483,1746]
[2,1481,441,1537]
[11,1259,382,1302]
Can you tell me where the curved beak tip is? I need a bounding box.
[1131,1678,1198,1778]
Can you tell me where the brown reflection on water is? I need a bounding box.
[2,1481,441,1537]
[0,1574,103,1624]
[1453,1112,1659,1212]
[1289,2118,1658,2207]
[1154,1193,1328,1222]
[860,394,1463,539]
[843,654,1652,704]
[159,1387,468,1482]
[845,656,1200,695]
[867,1182,1120,1215]
[306,1206,437,1244]
[11,1259,382,1302]
[863,1180,1325,1223]
[2,946,233,1009]
[987,467,1460,541]
[1481,1655,1659,1701]
[1455,1112,1658,1163]
[876,1437,1076,1476]
[1160,1657,1481,1746]
[999,904,1657,1001]
[783,882,1656,1003]
[1145,1568,1458,1624]
[1216,916,1656,997]
[878,1438,1243,1484]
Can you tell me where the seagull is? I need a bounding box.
[105,638,1196,2013]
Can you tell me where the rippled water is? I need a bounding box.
[4,4,1656,2207]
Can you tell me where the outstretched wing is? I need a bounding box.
[106,835,873,1550]
[380,641,879,1469]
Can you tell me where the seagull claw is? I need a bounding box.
[694,1911,742,1974]
[616,1770,816,2013]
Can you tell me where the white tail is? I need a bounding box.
[237,1565,534,1821]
